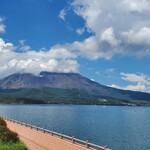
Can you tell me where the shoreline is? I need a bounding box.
[0,103,150,107]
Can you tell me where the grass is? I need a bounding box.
[0,141,28,150]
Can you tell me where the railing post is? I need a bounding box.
[60,133,63,139]
[72,136,74,143]
[51,131,53,136]
[103,145,108,150]
[86,140,89,148]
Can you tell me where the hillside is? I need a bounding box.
[0,72,150,106]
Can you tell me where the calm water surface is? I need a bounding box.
[0,104,150,150]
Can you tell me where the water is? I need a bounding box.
[0,104,150,150]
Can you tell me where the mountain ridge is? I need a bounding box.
[0,72,150,106]
[0,72,110,93]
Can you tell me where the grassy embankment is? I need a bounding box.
[0,117,28,150]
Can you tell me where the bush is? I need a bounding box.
[0,126,19,143]
[0,117,7,127]
[0,131,19,143]
[0,126,10,134]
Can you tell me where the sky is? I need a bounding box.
[0,0,150,93]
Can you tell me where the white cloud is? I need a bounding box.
[58,9,67,21]
[54,34,118,60]
[19,40,26,45]
[0,38,14,51]
[109,83,148,93]
[1,1,150,79]
[76,28,85,35]
[0,24,6,33]
[120,72,149,84]
[0,38,79,79]
[0,17,6,33]
[20,45,31,51]
[8,0,149,66]
[19,40,31,51]
[121,0,150,13]
[48,48,77,59]
[101,27,120,46]
[121,27,150,45]
[71,0,102,33]
[63,0,150,59]
[108,73,150,93]
[72,36,102,60]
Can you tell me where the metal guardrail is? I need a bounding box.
[1,116,111,150]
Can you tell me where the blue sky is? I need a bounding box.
[0,0,150,93]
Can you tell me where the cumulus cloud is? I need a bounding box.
[72,36,102,60]
[120,72,149,84]
[108,73,150,93]
[71,0,102,33]
[0,17,6,33]
[57,0,150,59]
[122,27,150,45]
[1,0,150,79]
[0,38,79,79]
[54,35,119,60]
[101,27,120,47]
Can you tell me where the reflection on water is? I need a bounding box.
[0,104,150,150]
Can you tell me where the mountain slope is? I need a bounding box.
[0,72,108,91]
[0,72,150,106]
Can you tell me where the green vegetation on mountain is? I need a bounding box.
[0,88,150,106]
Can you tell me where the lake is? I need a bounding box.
[0,104,150,150]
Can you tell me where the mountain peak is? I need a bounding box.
[0,71,95,90]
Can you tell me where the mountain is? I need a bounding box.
[0,72,150,106]
[0,72,104,90]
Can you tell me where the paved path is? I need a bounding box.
[5,120,91,150]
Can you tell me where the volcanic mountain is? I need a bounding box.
[0,72,150,106]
